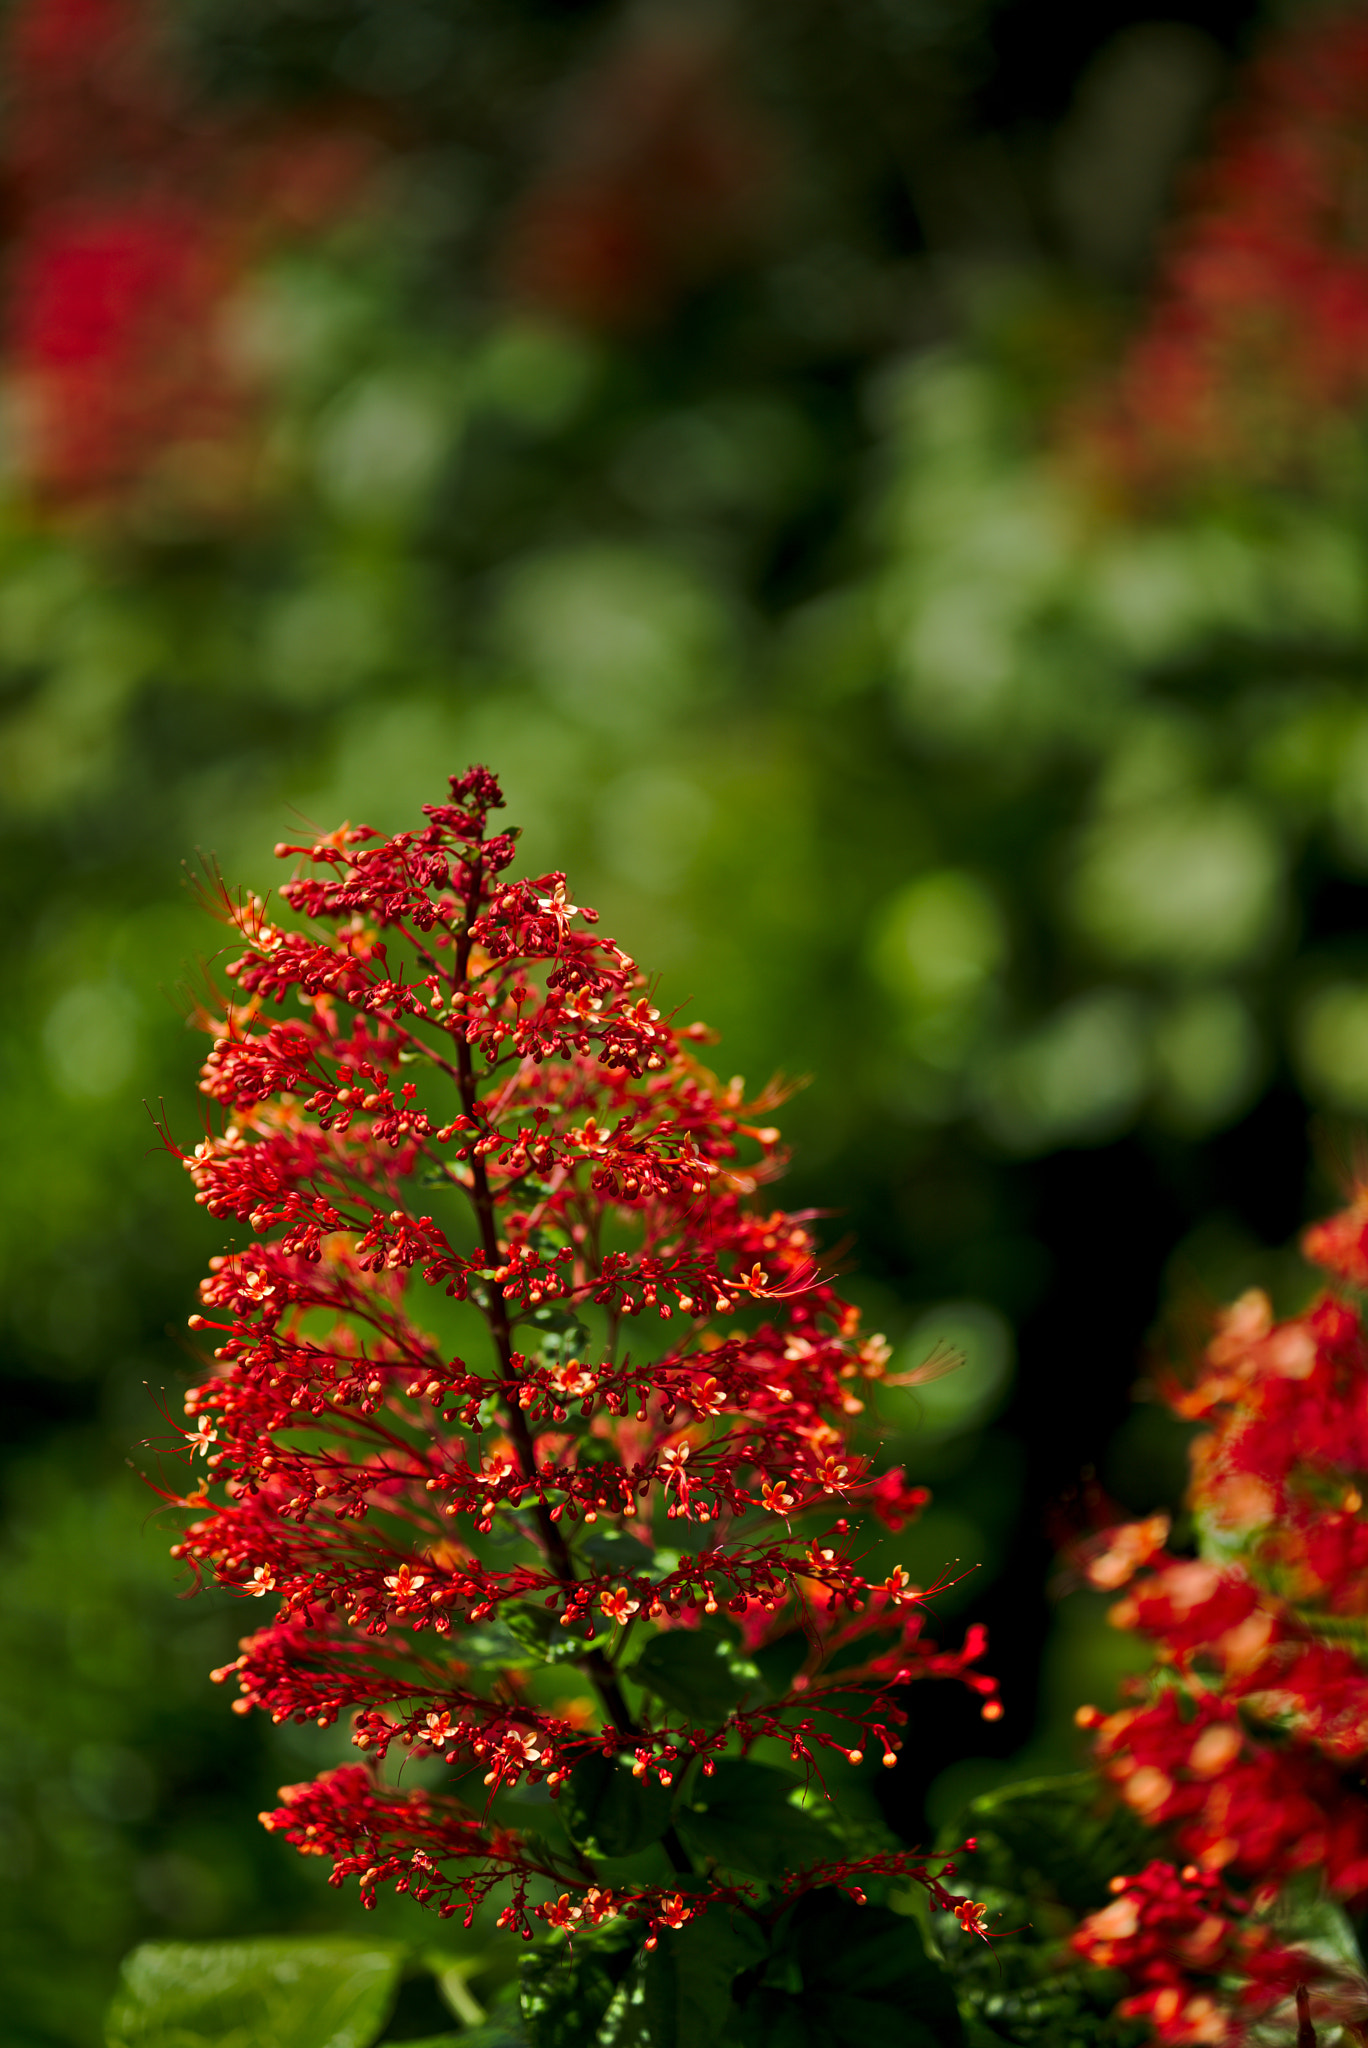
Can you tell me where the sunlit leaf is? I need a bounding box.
[629,1631,750,1725]
[105,1937,406,2048]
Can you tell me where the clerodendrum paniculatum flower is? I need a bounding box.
[1069,1188,1368,2043]
[164,767,998,1944]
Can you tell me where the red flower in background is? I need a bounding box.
[1068,1187,1368,2040]
[2,0,375,514]
[1075,7,1368,495]
[163,765,998,1940]
[1074,1860,1315,2046]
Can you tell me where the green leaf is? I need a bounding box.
[105,1938,406,2048]
[929,1777,1153,2046]
[459,1608,587,1669]
[747,1634,808,1700]
[459,1622,546,1670]
[942,1774,1152,1918]
[629,1632,749,1725]
[674,1761,833,1879]
[1268,1871,1367,1974]
[561,1754,674,1858]
[521,1921,642,2048]
[577,1535,685,1588]
[727,1891,964,2048]
[640,1912,768,2048]
[579,1531,659,1572]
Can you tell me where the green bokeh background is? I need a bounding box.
[4,0,1364,2037]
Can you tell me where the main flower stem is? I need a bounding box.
[453,891,691,1878]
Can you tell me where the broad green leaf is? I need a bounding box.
[579,1530,659,1572]
[674,1760,833,1879]
[727,1891,964,2048]
[942,1774,1152,1918]
[747,1634,808,1700]
[577,1534,682,1586]
[640,1911,768,2048]
[463,1611,585,1667]
[459,1622,545,1669]
[521,1921,642,2048]
[629,1633,749,1724]
[561,1754,674,1858]
[105,1938,405,2048]
[1268,1872,1367,1974]
[930,1778,1151,2047]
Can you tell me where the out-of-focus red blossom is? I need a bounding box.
[2,0,377,513]
[1069,1184,1368,2041]
[1304,1189,1368,1293]
[1072,7,1368,496]
[500,14,782,332]
[161,766,999,1941]
[1074,1860,1331,2045]
[868,1467,932,1534]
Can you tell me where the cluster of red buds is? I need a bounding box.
[1074,8,1368,495]
[162,765,999,1943]
[1069,1185,1368,2040]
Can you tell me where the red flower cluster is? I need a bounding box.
[1070,1189,1368,2038]
[3,0,374,513]
[1075,8,1368,494]
[164,767,998,1941]
[1074,1860,1314,2046]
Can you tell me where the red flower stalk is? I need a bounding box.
[1069,1185,1368,2040]
[1073,7,1368,497]
[163,766,998,1944]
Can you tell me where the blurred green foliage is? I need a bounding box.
[11,0,1368,2038]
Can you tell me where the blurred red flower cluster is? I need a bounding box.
[1074,1859,1315,2046]
[1070,1188,1368,2040]
[1078,6,1368,495]
[3,0,373,517]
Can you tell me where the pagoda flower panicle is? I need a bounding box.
[1069,1185,1368,2042]
[162,765,999,1945]
[1072,7,1368,498]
